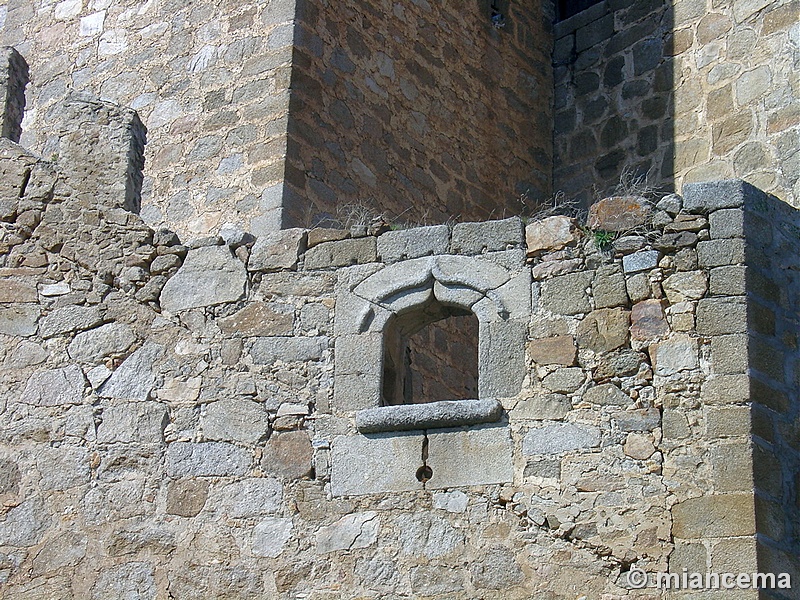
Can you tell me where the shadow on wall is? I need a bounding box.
[553,0,675,207]
[282,0,554,228]
[741,186,800,595]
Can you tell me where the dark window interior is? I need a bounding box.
[382,300,479,405]
[558,0,604,20]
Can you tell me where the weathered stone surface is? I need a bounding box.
[630,299,669,340]
[576,308,630,352]
[653,231,698,252]
[432,490,469,513]
[39,305,104,338]
[583,383,632,406]
[471,546,524,589]
[451,217,524,254]
[307,227,349,248]
[97,402,169,444]
[594,349,646,379]
[260,430,313,480]
[330,432,424,496]
[99,343,163,400]
[542,367,585,393]
[304,237,377,269]
[166,442,251,477]
[664,213,708,233]
[410,565,465,595]
[0,279,37,302]
[218,478,282,517]
[525,216,579,255]
[37,446,90,490]
[709,265,746,296]
[672,494,756,538]
[426,426,514,489]
[166,479,209,517]
[159,245,247,313]
[593,264,628,308]
[541,271,592,314]
[478,318,527,398]
[711,334,748,374]
[316,512,380,554]
[696,297,747,335]
[91,562,156,600]
[531,257,583,280]
[377,224,449,262]
[622,250,660,274]
[663,271,708,303]
[356,399,502,433]
[649,334,699,376]
[624,432,655,459]
[396,512,465,558]
[613,234,647,253]
[203,399,270,445]
[355,556,401,592]
[250,336,327,363]
[67,322,137,362]
[0,498,50,547]
[527,335,577,366]
[616,408,661,432]
[682,179,761,213]
[697,239,745,267]
[0,304,40,336]
[702,374,750,405]
[626,272,651,302]
[218,302,294,336]
[20,364,85,406]
[514,393,571,420]
[248,228,307,271]
[31,530,87,576]
[709,207,744,239]
[587,196,651,232]
[252,517,293,557]
[522,422,601,455]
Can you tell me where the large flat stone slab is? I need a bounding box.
[330,432,424,496]
[425,425,514,489]
[159,245,247,313]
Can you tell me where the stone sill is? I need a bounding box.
[355,399,503,434]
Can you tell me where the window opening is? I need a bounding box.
[382,299,479,406]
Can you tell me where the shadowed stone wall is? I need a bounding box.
[554,0,799,209]
[0,0,554,237]
[283,0,554,228]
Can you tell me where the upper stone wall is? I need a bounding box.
[1,0,296,237]
[553,0,799,209]
[283,0,554,228]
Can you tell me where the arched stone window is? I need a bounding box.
[333,255,529,433]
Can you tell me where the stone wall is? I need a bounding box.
[284,0,553,228]
[553,0,799,209]
[1,0,296,237]
[741,186,800,593]
[2,96,796,595]
[0,0,554,237]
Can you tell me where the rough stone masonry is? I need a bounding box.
[0,77,797,598]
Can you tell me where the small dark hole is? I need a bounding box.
[415,465,433,482]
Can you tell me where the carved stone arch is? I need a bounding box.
[333,255,530,432]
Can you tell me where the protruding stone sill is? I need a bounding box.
[355,399,503,434]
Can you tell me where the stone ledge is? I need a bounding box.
[355,399,503,433]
